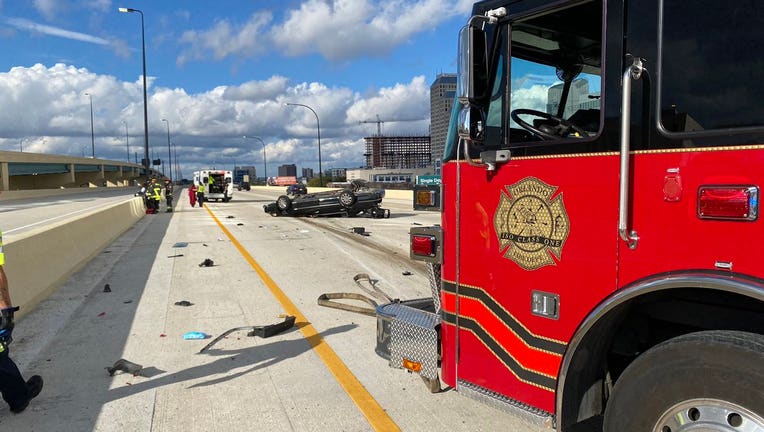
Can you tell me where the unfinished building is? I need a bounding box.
[363,135,431,169]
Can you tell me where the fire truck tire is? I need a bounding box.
[603,330,764,432]
[276,195,292,212]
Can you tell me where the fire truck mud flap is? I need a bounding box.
[376,298,441,393]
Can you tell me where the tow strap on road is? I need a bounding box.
[316,273,395,317]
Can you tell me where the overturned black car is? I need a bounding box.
[263,181,389,218]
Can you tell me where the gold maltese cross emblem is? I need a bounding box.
[494,177,570,270]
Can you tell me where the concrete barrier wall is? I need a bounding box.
[4,197,145,318]
[0,186,135,202]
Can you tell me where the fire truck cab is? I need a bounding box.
[377,0,764,430]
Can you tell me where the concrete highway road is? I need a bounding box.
[1,187,545,431]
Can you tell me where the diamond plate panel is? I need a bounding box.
[427,263,442,313]
[388,304,440,380]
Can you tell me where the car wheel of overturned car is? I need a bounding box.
[276,195,293,212]
[339,189,357,208]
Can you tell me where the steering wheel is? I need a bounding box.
[510,108,587,140]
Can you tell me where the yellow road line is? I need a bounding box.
[205,206,400,432]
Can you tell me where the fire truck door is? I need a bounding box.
[447,0,618,414]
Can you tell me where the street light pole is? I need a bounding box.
[243,135,266,182]
[122,120,129,162]
[85,92,95,158]
[284,103,322,187]
[162,118,171,178]
[119,7,150,176]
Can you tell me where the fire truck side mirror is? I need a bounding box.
[457,24,489,106]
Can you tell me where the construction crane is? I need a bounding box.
[359,114,385,136]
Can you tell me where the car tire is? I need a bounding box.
[276,195,292,212]
[603,330,764,432]
[339,189,357,208]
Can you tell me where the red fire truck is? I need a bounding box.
[376,0,764,431]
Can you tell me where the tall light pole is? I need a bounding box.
[284,103,322,186]
[122,120,129,162]
[172,142,179,182]
[119,7,149,176]
[162,118,171,178]
[244,135,266,182]
[85,92,95,157]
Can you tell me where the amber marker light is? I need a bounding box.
[402,358,423,373]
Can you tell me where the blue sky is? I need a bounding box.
[0,0,474,177]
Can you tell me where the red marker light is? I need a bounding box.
[411,235,436,257]
[698,186,758,221]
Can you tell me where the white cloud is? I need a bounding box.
[0,64,432,175]
[176,0,470,63]
[33,0,61,21]
[222,76,289,101]
[177,11,272,66]
[3,17,109,45]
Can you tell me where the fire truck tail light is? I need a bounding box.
[411,235,436,257]
[402,358,423,373]
[698,186,758,221]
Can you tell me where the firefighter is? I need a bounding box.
[163,179,174,212]
[149,177,162,214]
[0,219,43,413]
[196,178,207,207]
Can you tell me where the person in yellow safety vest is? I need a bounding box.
[149,178,162,214]
[0,196,44,413]
[196,178,207,207]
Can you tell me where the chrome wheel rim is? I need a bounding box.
[654,399,764,432]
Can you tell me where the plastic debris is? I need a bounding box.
[183,331,209,340]
[237,223,244,226]
[226,215,235,219]
[174,300,193,307]
[106,358,143,376]
[172,242,189,248]
[103,284,111,293]
[402,271,413,276]
[167,254,184,258]
[198,258,214,267]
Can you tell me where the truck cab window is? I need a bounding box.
[507,1,603,150]
[659,0,764,135]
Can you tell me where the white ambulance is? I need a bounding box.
[194,170,234,202]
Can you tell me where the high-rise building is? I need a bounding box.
[302,167,314,179]
[363,136,431,169]
[430,73,457,172]
[546,78,599,118]
[278,164,297,177]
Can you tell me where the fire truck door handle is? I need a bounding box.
[618,57,644,250]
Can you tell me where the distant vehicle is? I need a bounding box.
[237,174,251,191]
[264,180,389,218]
[193,169,234,202]
[286,184,307,195]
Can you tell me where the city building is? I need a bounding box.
[363,135,431,169]
[329,168,346,179]
[302,167,314,180]
[547,78,600,118]
[278,164,297,177]
[347,167,434,185]
[430,73,457,173]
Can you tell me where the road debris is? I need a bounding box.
[106,358,143,376]
[198,315,296,354]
